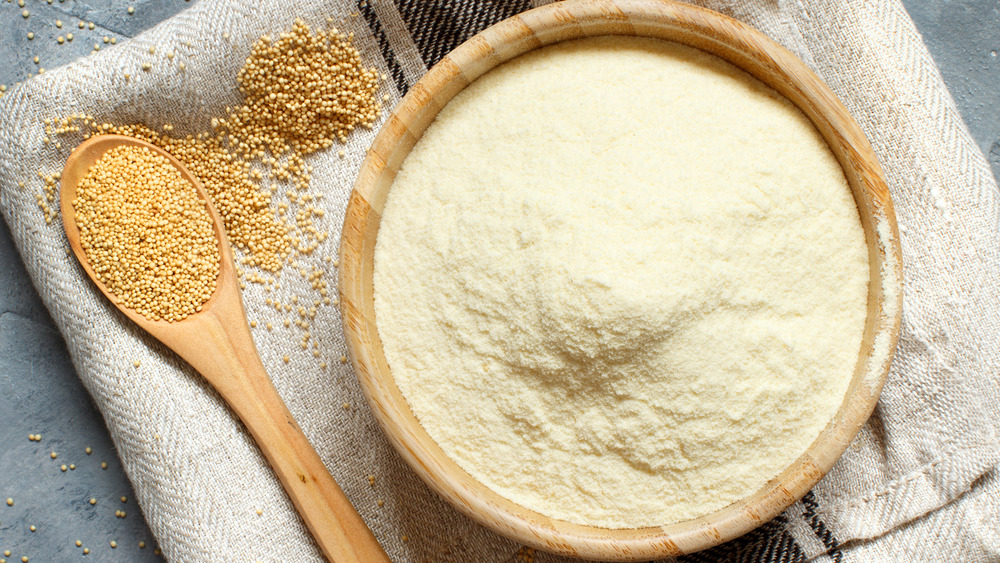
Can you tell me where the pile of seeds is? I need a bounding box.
[223,19,382,158]
[49,19,383,345]
[73,145,220,322]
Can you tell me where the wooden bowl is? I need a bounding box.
[339,0,903,559]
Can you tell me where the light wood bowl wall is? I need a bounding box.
[339,0,903,559]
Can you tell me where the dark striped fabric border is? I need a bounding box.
[357,0,409,93]
[359,1,850,560]
[682,515,806,563]
[392,0,533,67]
[803,491,844,562]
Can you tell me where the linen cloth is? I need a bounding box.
[1,0,998,561]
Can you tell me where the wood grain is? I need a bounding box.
[61,135,389,563]
[339,1,903,560]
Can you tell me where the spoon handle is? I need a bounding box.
[183,309,390,563]
[230,364,390,563]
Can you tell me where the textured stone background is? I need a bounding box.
[0,0,997,561]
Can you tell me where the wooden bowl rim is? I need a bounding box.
[339,0,903,559]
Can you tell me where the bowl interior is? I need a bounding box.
[338,1,902,560]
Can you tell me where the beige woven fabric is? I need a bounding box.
[0,0,997,561]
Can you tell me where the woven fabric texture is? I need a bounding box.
[0,0,998,561]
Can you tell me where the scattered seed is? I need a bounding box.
[89,498,96,505]
[126,6,133,14]
[139,541,145,548]
[110,540,117,548]
[101,462,108,469]
[85,446,92,455]
[50,452,57,459]
[75,541,81,547]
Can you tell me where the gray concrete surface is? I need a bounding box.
[1,2,194,560]
[0,1,997,561]
[903,0,1000,177]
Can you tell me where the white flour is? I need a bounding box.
[373,37,869,528]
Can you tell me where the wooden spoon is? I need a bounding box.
[60,134,390,563]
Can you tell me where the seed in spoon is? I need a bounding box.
[72,145,220,322]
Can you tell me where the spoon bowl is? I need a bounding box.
[61,134,389,563]
[61,135,236,339]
